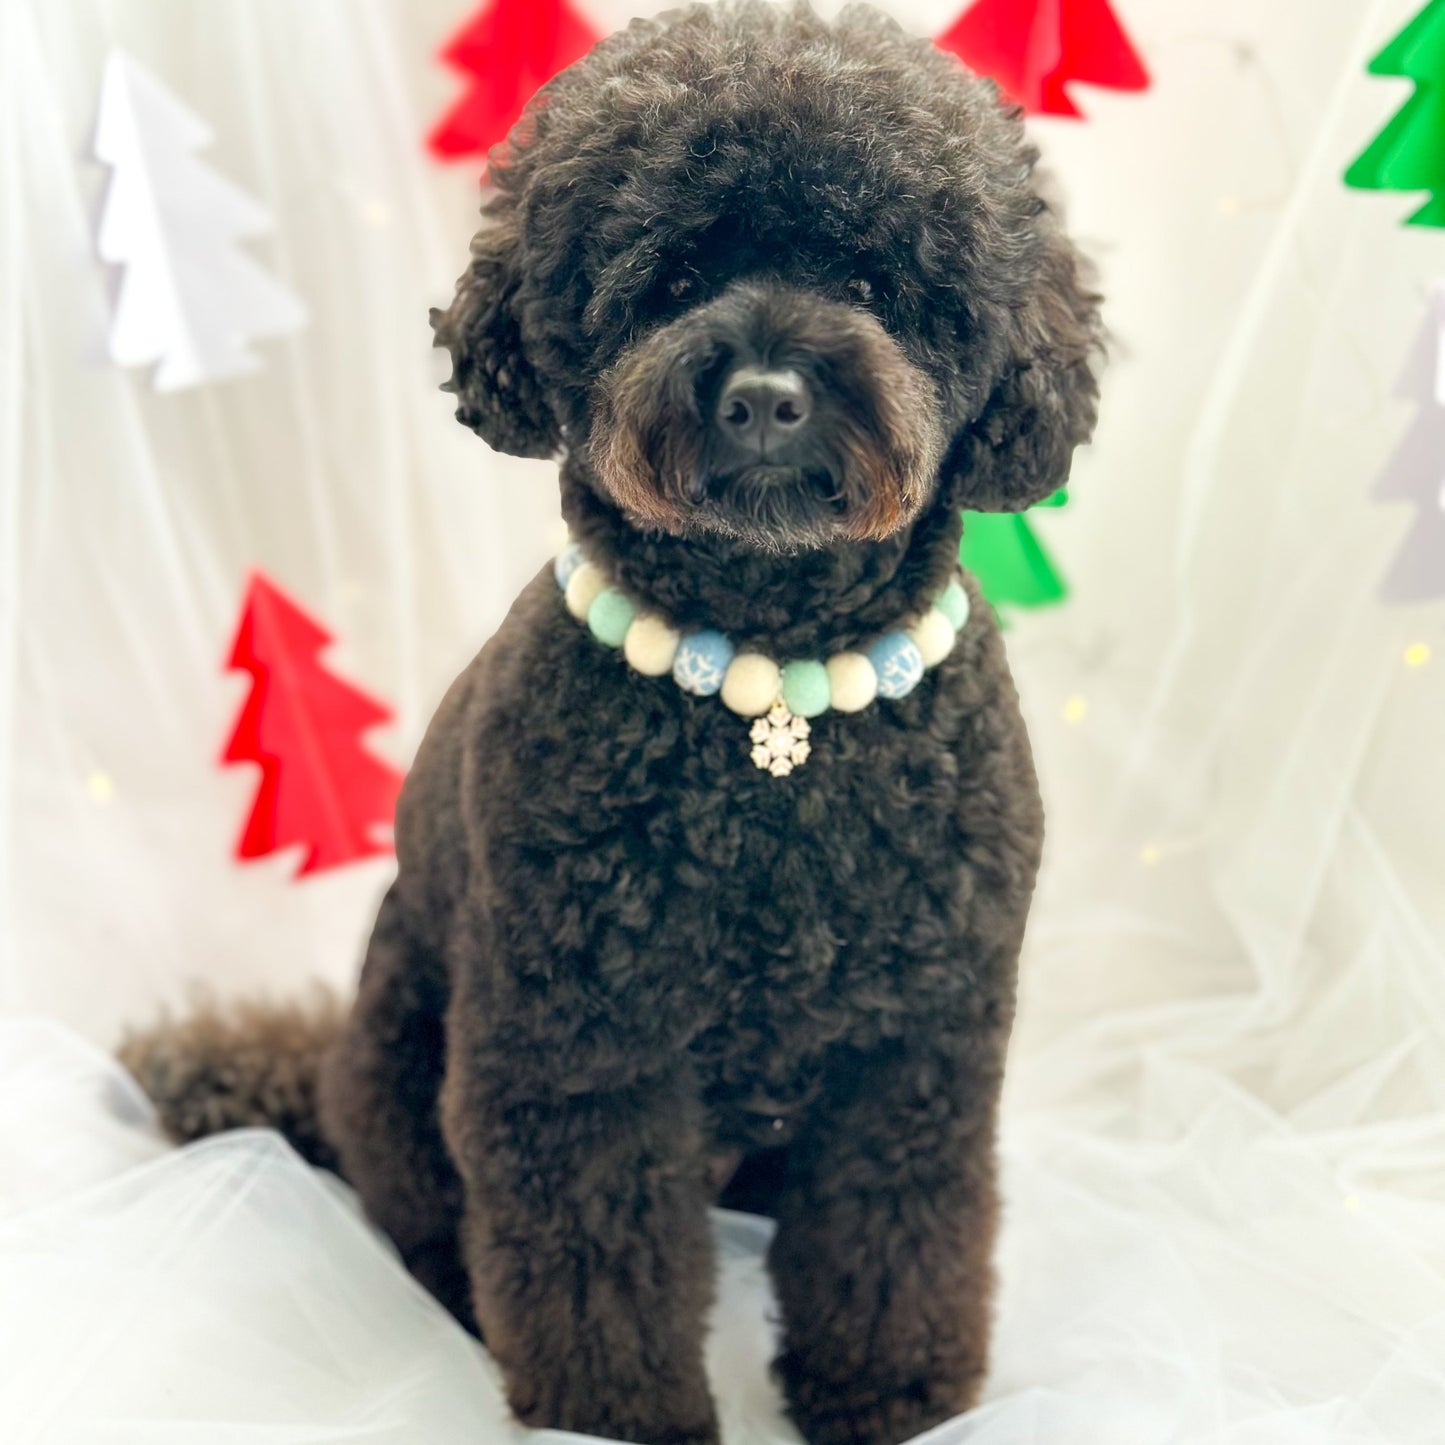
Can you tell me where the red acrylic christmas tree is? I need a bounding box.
[937,0,1150,119]
[222,572,404,878]
[1345,0,1445,227]
[426,0,600,161]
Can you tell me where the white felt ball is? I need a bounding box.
[624,613,681,676]
[910,608,958,668]
[721,653,782,715]
[564,561,608,621]
[826,652,878,712]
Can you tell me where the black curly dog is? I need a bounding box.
[123,5,1100,1442]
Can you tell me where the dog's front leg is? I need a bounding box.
[767,1036,1005,1445]
[441,1035,719,1445]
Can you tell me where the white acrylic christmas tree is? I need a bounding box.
[1375,286,1445,604]
[94,51,306,392]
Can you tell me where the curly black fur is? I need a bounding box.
[126,6,1102,1444]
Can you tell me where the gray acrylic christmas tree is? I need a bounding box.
[1375,288,1445,604]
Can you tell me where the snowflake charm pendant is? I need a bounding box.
[749,700,811,777]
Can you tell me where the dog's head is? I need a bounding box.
[433,1,1100,555]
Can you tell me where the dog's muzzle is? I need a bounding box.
[591,283,945,552]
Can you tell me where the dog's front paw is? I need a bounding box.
[788,1392,957,1445]
[510,1385,720,1445]
[776,1356,969,1445]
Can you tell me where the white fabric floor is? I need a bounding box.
[3,1015,1441,1445]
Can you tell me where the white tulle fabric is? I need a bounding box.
[4,1018,1442,1445]
[2,0,1443,1440]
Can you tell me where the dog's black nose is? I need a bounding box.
[715,367,812,456]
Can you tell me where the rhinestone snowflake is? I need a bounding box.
[749,700,811,777]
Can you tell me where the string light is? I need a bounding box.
[1062,694,1088,724]
[1403,642,1431,668]
[87,771,114,804]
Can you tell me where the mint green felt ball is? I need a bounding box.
[781,659,831,717]
[588,588,637,647]
[937,580,969,631]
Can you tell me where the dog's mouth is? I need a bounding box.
[635,462,843,551]
[705,464,847,508]
[682,463,851,553]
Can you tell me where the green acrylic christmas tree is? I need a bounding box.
[1345,0,1445,226]
[960,490,1068,615]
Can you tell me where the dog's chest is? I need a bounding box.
[614,686,975,1126]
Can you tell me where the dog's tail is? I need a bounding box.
[117,989,345,1171]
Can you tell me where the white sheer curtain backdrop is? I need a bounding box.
[1,2,1441,1442]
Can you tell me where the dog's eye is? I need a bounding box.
[668,275,697,299]
[846,277,875,304]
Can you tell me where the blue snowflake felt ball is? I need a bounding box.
[866,632,925,700]
[672,630,734,696]
[553,541,586,589]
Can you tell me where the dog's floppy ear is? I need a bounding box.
[430,217,560,459]
[945,228,1101,513]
